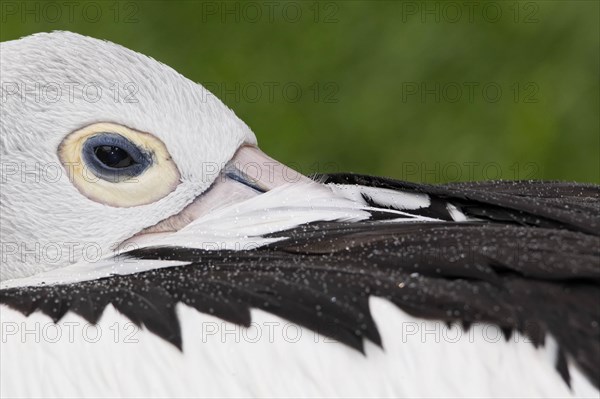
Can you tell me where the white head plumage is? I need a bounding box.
[0,31,261,280]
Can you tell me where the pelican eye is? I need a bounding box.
[82,133,151,182]
[59,122,180,207]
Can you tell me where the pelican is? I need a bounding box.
[0,31,598,398]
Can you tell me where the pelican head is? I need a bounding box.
[0,31,311,281]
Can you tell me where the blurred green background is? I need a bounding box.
[1,0,598,183]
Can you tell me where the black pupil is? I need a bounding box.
[94,146,135,168]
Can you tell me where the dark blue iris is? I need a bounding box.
[82,133,151,182]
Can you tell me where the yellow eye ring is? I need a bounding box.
[59,122,181,207]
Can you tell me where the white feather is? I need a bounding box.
[1,182,371,289]
[447,203,469,221]
[329,184,431,210]
[1,298,596,398]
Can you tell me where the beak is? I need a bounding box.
[222,145,312,193]
[122,145,312,245]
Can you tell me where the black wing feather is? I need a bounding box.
[1,174,598,388]
[323,174,600,234]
